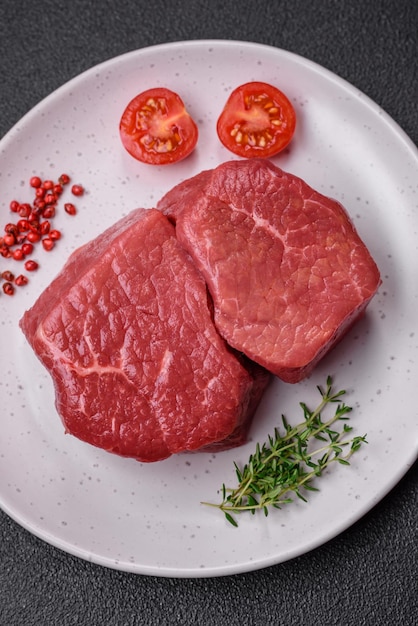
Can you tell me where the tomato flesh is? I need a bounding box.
[120,88,198,165]
[216,81,296,158]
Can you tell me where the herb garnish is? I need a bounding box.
[202,376,367,527]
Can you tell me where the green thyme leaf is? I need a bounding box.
[202,376,367,527]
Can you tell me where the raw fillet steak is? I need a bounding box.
[158,159,381,383]
[20,208,270,462]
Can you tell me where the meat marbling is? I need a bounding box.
[158,159,381,383]
[20,208,270,462]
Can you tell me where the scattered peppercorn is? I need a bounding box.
[58,173,70,185]
[29,176,42,188]
[14,274,28,287]
[1,270,15,281]
[0,173,84,296]
[71,184,84,197]
[2,282,14,296]
[24,260,38,272]
[64,203,77,215]
[42,238,55,252]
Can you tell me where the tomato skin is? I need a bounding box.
[216,81,296,158]
[119,88,198,165]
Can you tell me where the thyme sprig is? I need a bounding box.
[202,376,367,527]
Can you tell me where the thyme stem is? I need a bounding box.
[202,376,367,527]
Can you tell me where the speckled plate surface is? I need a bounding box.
[0,40,417,578]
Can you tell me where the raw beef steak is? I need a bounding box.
[158,159,381,383]
[20,208,270,462]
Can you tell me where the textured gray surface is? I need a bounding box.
[0,1,417,625]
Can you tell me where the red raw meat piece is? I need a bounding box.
[158,159,381,383]
[20,208,270,462]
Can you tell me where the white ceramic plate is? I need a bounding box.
[0,40,417,578]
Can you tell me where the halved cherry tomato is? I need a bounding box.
[119,88,198,165]
[216,81,296,158]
